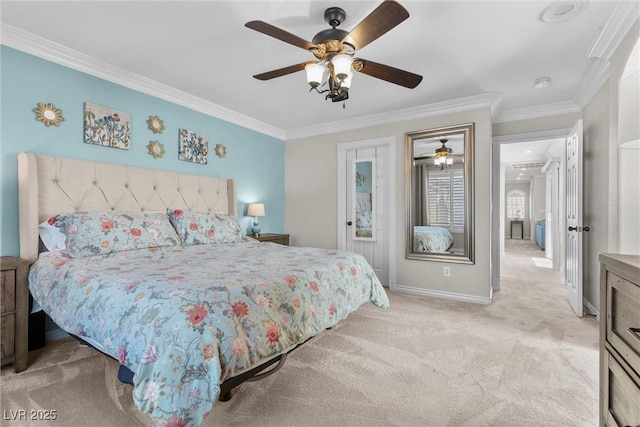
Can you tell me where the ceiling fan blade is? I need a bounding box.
[245,21,316,51]
[355,58,423,88]
[343,0,409,51]
[253,62,314,81]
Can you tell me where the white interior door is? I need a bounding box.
[565,120,584,317]
[344,146,389,285]
[337,137,395,288]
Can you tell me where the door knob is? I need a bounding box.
[347,221,353,226]
[568,226,578,231]
[583,226,590,232]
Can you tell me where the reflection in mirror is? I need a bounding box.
[354,158,376,240]
[405,123,475,263]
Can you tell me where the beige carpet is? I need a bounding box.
[1,240,599,426]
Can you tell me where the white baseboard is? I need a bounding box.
[46,328,69,343]
[392,284,492,305]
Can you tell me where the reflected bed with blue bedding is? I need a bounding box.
[413,226,454,253]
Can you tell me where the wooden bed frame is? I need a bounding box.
[16,152,292,400]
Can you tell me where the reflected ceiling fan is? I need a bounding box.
[416,138,463,169]
[245,0,423,105]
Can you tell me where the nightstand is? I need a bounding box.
[250,233,290,246]
[1,256,29,372]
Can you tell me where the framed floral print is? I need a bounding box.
[178,128,208,164]
[84,102,131,150]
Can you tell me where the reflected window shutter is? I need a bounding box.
[427,167,464,232]
[452,170,464,232]
[427,171,451,228]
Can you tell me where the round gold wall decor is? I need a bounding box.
[146,115,165,134]
[33,102,64,127]
[215,143,227,158]
[147,140,165,158]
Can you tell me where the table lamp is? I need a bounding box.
[247,203,265,236]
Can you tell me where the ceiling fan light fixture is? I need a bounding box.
[246,1,422,107]
[433,139,454,169]
[305,62,326,88]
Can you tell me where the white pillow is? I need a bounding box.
[39,220,67,252]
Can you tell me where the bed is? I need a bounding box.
[18,152,389,427]
[412,226,454,253]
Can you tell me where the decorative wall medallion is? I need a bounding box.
[147,140,165,158]
[147,115,165,134]
[33,102,64,127]
[215,143,227,158]
[178,128,208,164]
[84,102,131,150]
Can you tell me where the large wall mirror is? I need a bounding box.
[405,123,475,263]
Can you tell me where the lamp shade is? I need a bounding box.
[341,71,353,89]
[247,203,265,217]
[331,54,353,80]
[305,63,326,87]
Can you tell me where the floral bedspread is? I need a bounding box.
[29,240,389,427]
[413,226,454,253]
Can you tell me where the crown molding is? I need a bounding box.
[286,92,502,140]
[493,100,582,124]
[587,1,639,61]
[573,58,610,109]
[1,24,286,140]
[574,2,639,108]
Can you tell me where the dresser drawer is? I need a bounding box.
[1,314,16,365]
[606,272,640,375]
[1,268,16,313]
[604,351,640,427]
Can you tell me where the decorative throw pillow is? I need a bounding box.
[167,210,244,245]
[39,218,67,252]
[47,211,181,258]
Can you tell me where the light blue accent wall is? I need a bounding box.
[0,46,285,256]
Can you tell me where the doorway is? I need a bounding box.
[491,129,569,292]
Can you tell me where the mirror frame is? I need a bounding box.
[405,122,475,264]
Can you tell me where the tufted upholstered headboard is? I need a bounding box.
[18,152,237,263]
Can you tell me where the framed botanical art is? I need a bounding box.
[178,128,208,164]
[84,102,131,150]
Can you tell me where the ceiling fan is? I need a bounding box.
[416,138,463,169]
[245,0,423,104]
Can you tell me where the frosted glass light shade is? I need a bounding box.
[341,71,353,89]
[305,63,326,87]
[331,54,353,80]
[247,203,265,217]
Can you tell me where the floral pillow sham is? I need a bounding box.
[167,209,244,245]
[47,211,181,258]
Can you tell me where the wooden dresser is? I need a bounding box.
[599,253,640,427]
[1,256,29,372]
[250,233,290,246]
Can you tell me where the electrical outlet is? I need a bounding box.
[443,266,451,277]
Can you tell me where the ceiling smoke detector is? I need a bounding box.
[539,1,587,23]
[534,77,552,89]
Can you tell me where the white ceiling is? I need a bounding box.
[502,138,565,182]
[0,1,626,139]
